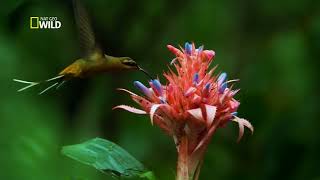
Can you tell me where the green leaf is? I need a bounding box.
[139,171,156,180]
[62,138,154,179]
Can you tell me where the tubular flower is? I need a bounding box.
[114,42,253,180]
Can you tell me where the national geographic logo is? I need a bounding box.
[30,16,62,29]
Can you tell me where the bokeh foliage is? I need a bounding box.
[0,0,319,179]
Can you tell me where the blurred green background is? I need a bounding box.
[0,0,319,179]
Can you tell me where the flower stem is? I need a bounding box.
[176,136,189,180]
[176,136,203,180]
[176,120,221,180]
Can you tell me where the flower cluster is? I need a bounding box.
[114,42,253,179]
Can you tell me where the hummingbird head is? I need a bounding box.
[120,57,139,69]
[120,57,154,79]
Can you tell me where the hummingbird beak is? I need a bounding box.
[138,66,154,79]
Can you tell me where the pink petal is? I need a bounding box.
[117,88,138,96]
[203,50,215,60]
[132,95,152,109]
[232,117,254,142]
[197,79,204,86]
[192,95,201,103]
[185,87,197,97]
[170,58,178,65]
[150,104,164,125]
[204,104,217,127]
[241,118,254,134]
[236,119,244,143]
[230,89,240,97]
[153,114,172,135]
[226,79,240,84]
[167,45,184,57]
[230,99,240,110]
[113,105,146,114]
[187,108,204,121]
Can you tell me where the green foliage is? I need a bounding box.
[62,138,154,179]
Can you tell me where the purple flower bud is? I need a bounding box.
[197,45,204,53]
[159,96,167,104]
[219,82,227,93]
[151,79,163,96]
[217,72,227,85]
[231,112,238,116]
[193,73,199,84]
[134,81,152,98]
[205,82,211,90]
[202,82,211,96]
[217,73,227,93]
[185,42,192,55]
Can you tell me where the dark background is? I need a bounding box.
[0,0,319,179]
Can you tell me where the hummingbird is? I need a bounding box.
[13,0,152,94]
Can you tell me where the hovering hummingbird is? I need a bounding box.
[13,0,152,94]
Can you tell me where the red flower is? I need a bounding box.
[114,43,253,180]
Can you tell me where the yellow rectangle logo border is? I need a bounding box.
[30,17,39,29]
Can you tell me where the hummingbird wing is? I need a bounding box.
[73,0,103,61]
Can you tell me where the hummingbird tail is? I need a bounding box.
[13,75,66,95]
[13,79,40,92]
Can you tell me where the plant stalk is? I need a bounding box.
[176,136,203,180]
